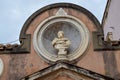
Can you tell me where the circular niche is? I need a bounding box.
[42,21,81,55]
[33,15,90,63]
[0,58,4,76]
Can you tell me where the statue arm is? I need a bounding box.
[66,40,71,46]
[52,38,58,47]
[63,38,71,45]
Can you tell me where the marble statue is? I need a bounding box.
[52,31,71,60]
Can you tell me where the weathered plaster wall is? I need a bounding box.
[0,4,120,80]
[104,0,120,40]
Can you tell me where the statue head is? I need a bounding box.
[58,31,64,38]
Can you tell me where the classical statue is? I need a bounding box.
[52,31,71,60]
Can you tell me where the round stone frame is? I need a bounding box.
[33,15,90,63]
[0,58,4,76]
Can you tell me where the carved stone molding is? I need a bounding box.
[0,58,4,76]
[93,32,120,51]
[22,62,114,80]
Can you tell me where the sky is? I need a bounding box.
[0,0,107,44]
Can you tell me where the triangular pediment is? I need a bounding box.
[56,8,67,16]
[35,68,93,80]
[21,62,113,80]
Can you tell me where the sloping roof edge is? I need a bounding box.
[21,62,113,80]
[101,0,111,28]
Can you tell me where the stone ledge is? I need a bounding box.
[21,62,114,80]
